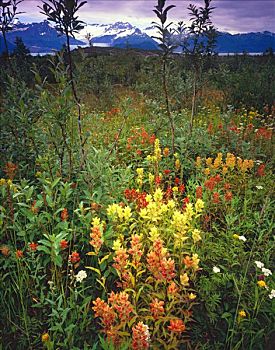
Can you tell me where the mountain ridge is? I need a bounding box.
[0,21,274,54]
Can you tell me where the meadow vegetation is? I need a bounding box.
[0,0,274,349]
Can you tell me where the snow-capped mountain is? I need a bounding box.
[77,21,159,50]
[2,20,85,53]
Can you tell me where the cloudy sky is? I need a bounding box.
[19,0,275,33]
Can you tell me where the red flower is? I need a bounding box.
[150,298,165,319]
[224,191,233,202]
[61,208,69,221]
[182,197,190,210]
[168,319,186,333]
[155,176,161,185]
[136,149,142,156]
[29,242,38,251]
[60,239,69,250]
[257,164,265,177]
[196,186,203,199]
[69,251,80,264]
[174,177,180,185]
[16,250,24,259]
[179,184,185,193]
[164,169,171,175]
[212,192,220,204]
[132,322,150,350]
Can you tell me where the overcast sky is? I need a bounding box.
[18,0,275,33]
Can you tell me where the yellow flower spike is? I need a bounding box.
[175,159,181,170]
[192,229,202,243]
[154,138,162,161]
[233,234,240,240]
[153,188,163,202]
[257,280,266,288]
[7,179,13,187]
[0,178,6,186]
[196,156,202,167]
[206,157,213,167]
[180,273,189,286]
[172,186,178,193]
[195,199,204,213]
[136,168,144,176]
[112,239,122,251]
[192,253,200,270]
[123,206,132,221]
[92,217,101,227]
[149,226,159,241]
[204,168,211,176]
[148,173,154,186]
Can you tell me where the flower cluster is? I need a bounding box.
[89,217,104,254]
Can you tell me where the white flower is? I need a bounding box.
[256,185,263,190]
[262,267,272,277]
[268,290,275,299]
[239,235,247,242]
[255,261,264,269]
[213,266,221,273]
[75,270,87,283]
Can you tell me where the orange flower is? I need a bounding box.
[92,298,116,330]
[128,235,143,268]
[212,192,220,204]
[168,319,186,333]
[257,164,265,177]
[150,298,165,319]
[1,245,10,257]
[183,255,194,268]
[167,281,178,295]
[29,242,38,251]
[108,291,134,323]
[163,147,169,157]
[90,226,103,254]
[196,186,203,199]
[132,322,150,350]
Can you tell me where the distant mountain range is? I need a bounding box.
[0,20,274,54]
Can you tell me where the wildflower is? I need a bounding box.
[128,234,143,268]
[150,298,165,319]
[195,199,204,213]
[108,291,133,322]
[224,191,233,201]
[164,169,171,175]
[92,298,116,330]
[75,270,87,283]
[61,208,69,221]
[239,310,246,318]
[256,185,263,190]
[175,159,181,170]
[41,333,50,343]
[204,168,211,176]
[132,322,150,350]
[163,147,169,157]
[188,293,196,300]
[239,235,247,242]
[167,281,178,295]
[15,250,23,259]
[168,319,186,333]
[179,184,185,193]
[60,239,68,250]
[257,164,265,177]
[257,280,267,288]
[29,242,38,251]
[90,225,103,254]
[268,290,275,299]
[1,245,10,257]
[255,261,264,269]
[196,186,203,199]
[69,252,80,264]
[212,192,220,204]
[262,268,272,277]
[180,273,189,286]
[192,229,202,243]
[213,266,221,273]
[196,156,202,167]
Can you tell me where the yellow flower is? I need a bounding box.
[123,206,132,220]
[204,168,210,176]
[42,333,50,343]
[172,186,178,193]
[188,293,196,300]
[192,229,202,243]
[192,253,200,271]
[206,157,213,167]
[153,188,163,202]
[149,227,159,241]
[239,310,246,318]
[112,239,122,251]
[92,217,101,227]
[180,273,189,286]
[233,234,240,240]
[195,199,204,213]
[175,159,181,170]
[196,156,202,167]
[154,138,162,161]
[222,166,228,175]
[148,173,154,186]
[0,178,6,186]
[257,280,266,288]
